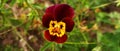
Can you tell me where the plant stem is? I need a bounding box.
[12,26,34,51]
[52,43,55,51]
[65,42,96,45]
[81,33,88,44]
[92,1,116,9]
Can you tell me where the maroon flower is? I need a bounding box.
[42,4,74,43]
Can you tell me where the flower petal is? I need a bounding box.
[45,5,56,15]
[62,17,74,32]
[55,34,67,43]
[54,4,74,21]
[44,30,56,41]
[42,14,54,28]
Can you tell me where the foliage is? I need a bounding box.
[0,0,120,51]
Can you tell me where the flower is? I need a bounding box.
[42,4,74,43]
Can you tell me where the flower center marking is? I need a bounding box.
[49,20,66,37]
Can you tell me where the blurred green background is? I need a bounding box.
[0,0,120,51]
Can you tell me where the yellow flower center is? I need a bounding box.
[49,20,66,37]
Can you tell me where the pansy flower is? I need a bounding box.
[42,4,74,43]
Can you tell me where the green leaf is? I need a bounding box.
[9,18,22,26]
[0,0,7,8]
[27,10,36,21]
[0,0,1,7]
[22,22,31,30]
[87,23,94,29]
[32,4,44,10]
[58,44,63,48]
[56,44,79,51]
[9,0,16,6]
[100,32,120,51]
[40,42,53,51]
[115,0,120,6]
[92,46,102,51]
[5,45,13,51]
[27,0,34,4]
[97,31,103,43]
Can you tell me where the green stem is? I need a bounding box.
[0,0,7,8]
[25,0,38,16]
[81,33,89,51]
[0,19,35,50]
[25,0,39,25]
[52,43,55,51]
[92,1,116,9]
[12,26,34,51]
[76,11,88,45]
[76,16,80,28]
[65,42,96,45]
[81,33,88,44]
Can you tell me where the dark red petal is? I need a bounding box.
[54,4,74,21]
[62,17,74,32]
[44,30,56,41]
[42,14,54,28]
[55,34,67,43]
[45,5,56,15]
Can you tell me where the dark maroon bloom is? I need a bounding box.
[42,4,74,43]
